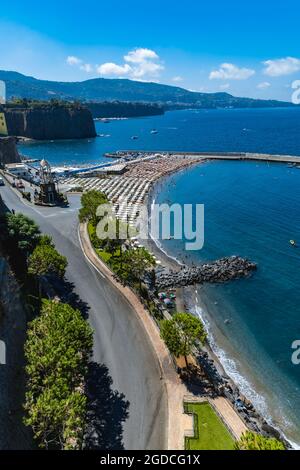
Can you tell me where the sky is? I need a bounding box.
[1,0,300,101]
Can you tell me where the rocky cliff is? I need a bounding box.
[3,104,96,140]
[0,136,21,166]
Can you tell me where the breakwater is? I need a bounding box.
[155,256,257,289]
[110,150,300,164]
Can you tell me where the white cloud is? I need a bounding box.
[97,62,132,76]
[219,83,230,90]
[97,47,164,80]
[124,48,159,64]
[263,57,300,77]
[172,76,183,82]
[80,63,93,73]
[66,56,93,73]
[66,55,82,66]
[131,61,164,79]
[209,63,255,80]
[257,81,271,89]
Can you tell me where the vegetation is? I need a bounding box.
[4,212,40,254]
[160,312,207,368]
[122,247,156,289]
[24,299,93,449]
[79,190,108,225]
[184,402,235,450]
[6,98,84,110]
[88,100,164,118]
[235,431,286,450]
[28,237,67,279]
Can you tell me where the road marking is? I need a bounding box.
[77,226,106,279]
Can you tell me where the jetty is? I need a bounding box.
[155,256,257,289]
[106,150,300,164]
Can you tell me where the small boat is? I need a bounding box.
[150,129,158,134]
[131,135,138,140]
[290,240,297,247]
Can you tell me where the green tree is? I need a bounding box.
[24,300,93,449]
[235,431,286,450]
[160,312,207,368]
[5,213,40,255]
[28,243,67,299]
[79,190,108,225]
[28,244,67,279]
[123,247,156,290]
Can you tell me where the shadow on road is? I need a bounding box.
[47,277,90,319]
[84,362,130,450]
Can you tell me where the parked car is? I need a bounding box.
[0,177,5,186]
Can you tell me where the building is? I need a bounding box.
[5,163,31,178]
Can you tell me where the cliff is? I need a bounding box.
[0,136,21,166]
[3,103,96,140]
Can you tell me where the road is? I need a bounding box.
[0,183,167,450]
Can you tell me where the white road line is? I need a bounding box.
[77,226,106,279]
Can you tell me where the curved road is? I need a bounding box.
[0,184,167,450]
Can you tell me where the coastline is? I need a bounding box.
[142,164,292,448]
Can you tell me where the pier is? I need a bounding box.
[106,150,300,164]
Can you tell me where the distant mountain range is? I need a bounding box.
[0,70,296,109]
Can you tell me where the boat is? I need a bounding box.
[290,240,297,247]
[131,135,138,140]
[150,129,158,134]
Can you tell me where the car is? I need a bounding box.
[0,177,5,186]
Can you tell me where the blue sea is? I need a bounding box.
[19,108,300,445]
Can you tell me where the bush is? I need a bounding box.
[235,431,286,450]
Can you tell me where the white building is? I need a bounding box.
[5,163,31,179]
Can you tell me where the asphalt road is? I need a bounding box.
[0,184,167,450]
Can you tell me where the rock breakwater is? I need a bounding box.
[155,256,257,289]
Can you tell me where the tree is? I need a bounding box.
[28,242,68,299]
[235,431,286,450]
[28,243,67,279]
[5,212,40,255]
[79,190,108,225]
[0,212,41,277]
[24,300,93,449]
[123,247,156,290]
[160,312,207,368]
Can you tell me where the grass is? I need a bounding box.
[184,402,235,450]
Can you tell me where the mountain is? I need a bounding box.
[0,70,296,109]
